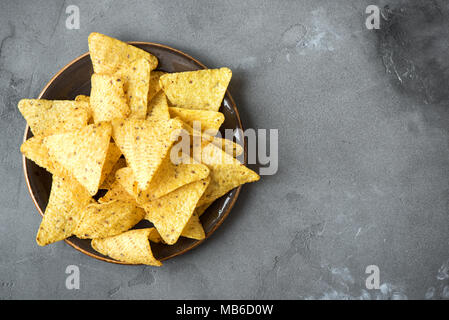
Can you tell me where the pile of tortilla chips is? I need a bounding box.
[19,33,259,266]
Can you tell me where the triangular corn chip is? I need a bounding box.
[18,99,89,136]
[99,142,122,187]
[74,200,144,239]
[21,135,62,175]
[148,71,165,102]
[115,155,209,204]
[181,212,205,240]
[195,201,213,217]
[90,74,130,122]
[74,95,93,122]
[183,122,243,157]
[116,58,150,119]
[168,107,224,132]
[36,175,92,246]
[196,143,259,206]
[44,122,112,195]
[88,32,158,74]
[142,177,210,245]
[98,179,136,204]
[111,118,183,190]
[91,228,162,266]
[146,91,170,121]
[159,67,232,111]
[99,157,126,189]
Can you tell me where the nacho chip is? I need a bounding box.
[148,71,165,102]
[196,143,259,206]
[91,228,162,266]
[90,74,130,122]
[181,212,205,240]
[75,200,144,239]
[111,118,183,190]
[21,135,61,175]
[18,99,89,136]
[142,177,210,245]
[159,67,232,111]
[98,179,136,204]
[99,157,126,189]
[88,32,158,74]
[44,122,112,195]
[116,153,209,203]
[168,107,224,132]
[183,122,243,157]
[36,175,92,246]
[99,142,122,187]
[146,91,170,121]
[75,95,90,103]
[115,58,151,119]
[195,202,213,217]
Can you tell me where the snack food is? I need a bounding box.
[20,33,259,265]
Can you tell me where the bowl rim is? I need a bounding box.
[22,41,246,264]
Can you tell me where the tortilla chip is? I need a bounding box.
[196,143,259,206]
[18,99,89,136]
[74,95,93,122]
[115,58,150,119]
[91,228,162,266]
[159,67,232,111]
[181,212,205,240]
[36,176,92,246]
[21,135,61,175]
[75,200,144,239]
[44,122,112,195]
[168,107,224,132]
[148,71,165,102]
[111,118,183,190]
[142,177,210,245]
[99,157,126,189]
[88,32,158,74]
[98,179,136,204]
[99,142,122,187]
[146,91,170,121]
[90,73,130,122]
[195,202,213,217]
[183,122,243,157]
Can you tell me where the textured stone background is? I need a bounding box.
[1,0,449,299]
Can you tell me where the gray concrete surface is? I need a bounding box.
[1,0,449,299]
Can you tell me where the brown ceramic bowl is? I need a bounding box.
[22,42,246,264]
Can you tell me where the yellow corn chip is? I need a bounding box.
[181,212,205,240]
[21,135,61,175]
[116,154,209,203]
[98,179,136,204]
[142,177,210,245]
[90,74,130,122]
[111,118,183,190]
[146,91,170,121]
[116,58,150,119]
[88,32,158,74]
[99,142,122,187]
[36,175,92,246]
[168,107,224,132]
[74,95,93,122]
[44,122,112,195]
[91,228,162,266]
[159,67,232,111]
[18,99,89,136]
[195,202,213,217]
[148,71,165,102]
[196,143,259,206]
[183,122,243,157]
[75,200,144,239]
[99,157,126,189]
